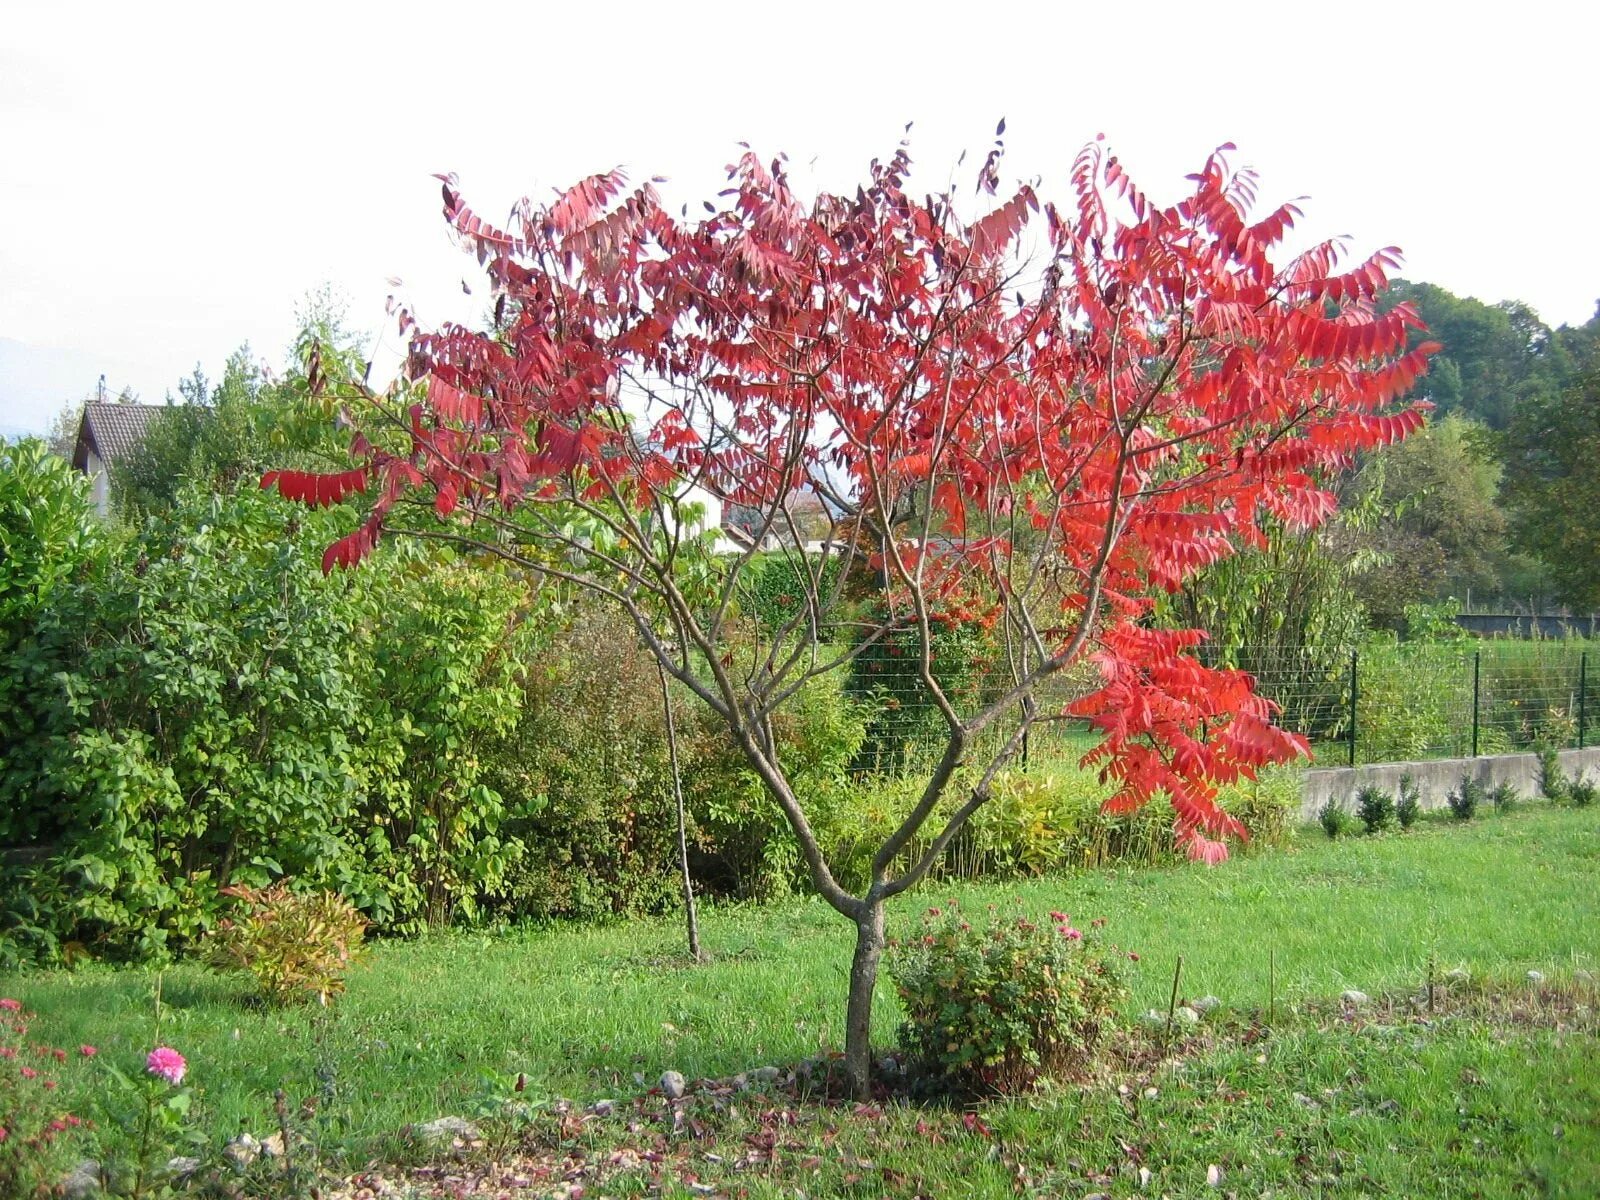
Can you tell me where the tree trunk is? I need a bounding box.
[843,897,886,1097]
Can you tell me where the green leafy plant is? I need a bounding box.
[889,903,1126,1095]
[97,1046,200,1199]
[1356,784,1396,834]
[1220,768,1301,850]
[1569,773,1597,808]
[1447,774,1483,821]
[1396,773,1421,829]
[1536,748,1570,803]
[1318,800,1350,839]
[1489,781,1519,813]
[207,883,368,1005]
[2,478,548,961]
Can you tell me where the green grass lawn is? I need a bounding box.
[8,804,1600,1196]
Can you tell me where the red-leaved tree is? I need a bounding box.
[267,134,1435,1094]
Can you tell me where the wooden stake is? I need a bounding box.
[1268,947,1276,1027]
[1166,954,1185,1046]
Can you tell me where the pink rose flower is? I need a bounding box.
[79,1045,98,1058]
[0,999,20,1012]
[146,1046,186,1086]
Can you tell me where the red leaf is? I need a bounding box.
[262,469,368,508]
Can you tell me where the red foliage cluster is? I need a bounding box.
[267,136,1434,860]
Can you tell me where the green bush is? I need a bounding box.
[680,628,871,901]
[1396,774,1421,829]
[0,440,100,844]
[1489,781,1519,813]
[489,607,683,921]
[1352,639,1475,762]
[1448,775,1483,821]
[1,485,375,959]
[355,556,532,932]
[889,903,1125,1094]
[905,762,1298,881]
[1536,748,1570,803]
[1,482,543,962]
[1569,773,1596,808]
[845,608,1001,774]
[1220,768,1301,850]
[735,551,848,634]
[1356,785,1396,834]
[1319,800,1350,839]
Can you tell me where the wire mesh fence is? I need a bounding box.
[846,640,1598,772]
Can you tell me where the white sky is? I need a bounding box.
[3,0,1596,436]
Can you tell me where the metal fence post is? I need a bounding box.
[1348,649,1358,768]
[1581,651,1589,750]
[1471,649,1481,759]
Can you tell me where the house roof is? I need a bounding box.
[72,402,166,471]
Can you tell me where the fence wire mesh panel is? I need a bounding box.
[838,641,1596,773]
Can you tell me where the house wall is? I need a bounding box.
[86,448,110,515]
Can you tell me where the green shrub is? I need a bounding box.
[1356,785,1395,834]
[354,555,532,932]
[1448,775,1483,821]
[491,607,683,920]
[960,767,1174,878]
[1489,781,1519,813]
[207,882,368,1005]
[1570,773,1597,808]
[0,440,100,847]
[1219,767,1301,850]
[735,551,847,634]
[1319,800,1350,839]
[1396,774,1421,829]
[1537,748,1570,803]
[1,482,545,961]
[889,903,1125,1094]
[1,486,375,958]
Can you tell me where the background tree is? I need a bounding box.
[1499,371,1600,609]
[1381,280,1565,429]
[112,293,366,519]
[1367,284,1600,612]
[1341,414,1518,625]
[269,137,1435,1093]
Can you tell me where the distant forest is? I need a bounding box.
[1163,278,1600,645]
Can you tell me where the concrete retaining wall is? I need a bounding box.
[1300,746,1600,821]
